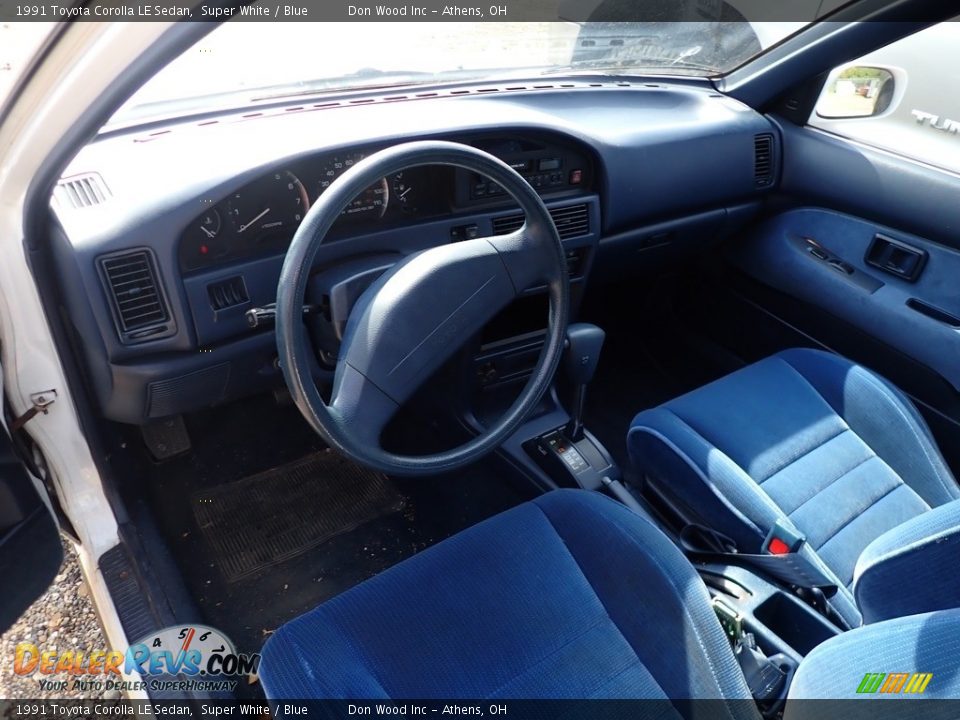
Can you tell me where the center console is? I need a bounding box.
[464,315,623,495]
[699,562,843,715]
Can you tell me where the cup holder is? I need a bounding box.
[754,592,838,656]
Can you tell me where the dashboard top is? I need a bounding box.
[54,80,763,248]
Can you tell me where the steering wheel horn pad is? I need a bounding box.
[276,141,570,475]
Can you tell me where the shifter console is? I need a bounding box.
[529,427,618,491]
[543,431,590,473]
[524,323,620,490]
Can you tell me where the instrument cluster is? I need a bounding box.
[178,136,593,273]
[179,151,444,272]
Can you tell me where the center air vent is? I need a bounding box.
[491,214,525,236]
[99,250,172,343]
[208,276,250,311]
[754,134,775,188]
[491,203,590,240]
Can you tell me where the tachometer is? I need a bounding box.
[317,153,389,219]
[227,170,309,240]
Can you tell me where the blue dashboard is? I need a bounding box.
[50,78,779,424]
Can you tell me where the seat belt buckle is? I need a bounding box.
[762,520,805,556]
[711,597,744,642]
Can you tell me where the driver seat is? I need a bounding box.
[258,490,756,707]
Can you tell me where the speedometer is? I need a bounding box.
[317,153,389,219]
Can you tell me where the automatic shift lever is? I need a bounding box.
[563,323,605,440]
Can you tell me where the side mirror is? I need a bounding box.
[815,66,896,119]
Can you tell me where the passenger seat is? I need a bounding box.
[627,348,960,626]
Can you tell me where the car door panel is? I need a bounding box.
[773,120,960,251]
[730,206,960,393]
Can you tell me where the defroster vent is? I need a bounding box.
[99,250,172,343]
[55,173,111,208]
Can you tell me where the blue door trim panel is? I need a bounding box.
[772,120,960,251]
[729,206,960,392]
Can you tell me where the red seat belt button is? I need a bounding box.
[768,537,791,555]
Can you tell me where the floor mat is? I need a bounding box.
[192,451,403,582]
[133,393,532,678]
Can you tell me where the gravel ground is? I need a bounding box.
[0,538,108,702]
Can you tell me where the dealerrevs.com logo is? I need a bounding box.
[13,624,260,694]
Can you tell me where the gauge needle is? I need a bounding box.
[398,188,411,199]
[200,226,216,239]
[238,208,271,233]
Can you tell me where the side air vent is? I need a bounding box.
[491,203,591,241]
[99,250,171,343]
[207,276,249,311]
[55,173,111,208]
[754,134,775,188]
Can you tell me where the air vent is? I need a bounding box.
[491,203,591,241]
[55,173,111,208]
[208,276,250,311]
[549,203,591,239]
[491,214,525,236]
[99,250,170,342]
[754,134,775,187]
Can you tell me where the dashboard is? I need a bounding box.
[50,80,779,424]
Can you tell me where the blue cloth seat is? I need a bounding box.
[260,489,757,712]
[627,348,960,626]
[259,489,960,706]
[787,608,960,703]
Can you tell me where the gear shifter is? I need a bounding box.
[525,322,619,491]
[563,323,605,441]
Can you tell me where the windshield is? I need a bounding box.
[113,19,810,125]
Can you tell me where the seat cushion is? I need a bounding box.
[259,490,755,713]
[787,608,960,704]
[628,348,959,627]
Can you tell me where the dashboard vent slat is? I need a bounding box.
[100,250,171,343]
[55,173,111,209]
[754,134,775,187]
[491,203,591,241]
[491,214,525,236]
[207,276,250,312]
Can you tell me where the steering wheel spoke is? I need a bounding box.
[487,225,558,293]
[329,362,401,448]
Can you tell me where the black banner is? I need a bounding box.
[0,0,958,23]
[3,699,960,720]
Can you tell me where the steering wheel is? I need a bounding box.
[276,141,570,476]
